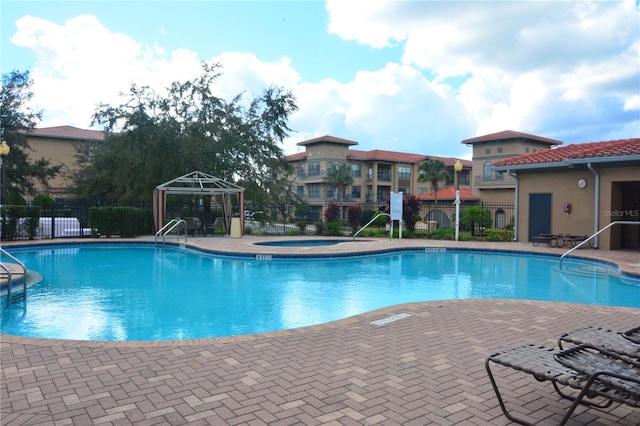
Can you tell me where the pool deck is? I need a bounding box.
[2,236,640,425]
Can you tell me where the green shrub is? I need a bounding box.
[33,194,54,211]
[89,206,152,237]
[296,220,308,232]
[426,228,455,240]
[483,228,514,241]
[0,204,40,240]
[323,220,342,236]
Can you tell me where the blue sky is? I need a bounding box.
[2,0,639,158]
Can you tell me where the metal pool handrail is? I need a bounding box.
[353,213,391,239]
[559,221,640,269]
[1,247,28,306]
[155,218,187,244]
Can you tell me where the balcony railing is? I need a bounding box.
[474,175,516,187]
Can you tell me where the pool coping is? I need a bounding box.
[4,234,640,277]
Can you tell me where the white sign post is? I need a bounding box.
[390,192,403,239]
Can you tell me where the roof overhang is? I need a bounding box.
[492,155,640,172]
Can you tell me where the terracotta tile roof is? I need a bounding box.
[28,126,106,141]
[296,135,359,146]
[416,187,479,201]
[493,138,640,167]
[286,152,307,161]
[286,147,472,167]
[348,149,427,163]
[462,130,562,146]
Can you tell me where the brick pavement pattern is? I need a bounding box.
[2,299,640,425]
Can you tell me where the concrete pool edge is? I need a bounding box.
[2,299,639,348]
[4,299,639,425]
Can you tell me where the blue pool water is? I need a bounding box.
[1,244,639,341]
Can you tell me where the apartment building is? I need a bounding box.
[462,130,562,203]
[23,126,106,195]
[285,135,471,219]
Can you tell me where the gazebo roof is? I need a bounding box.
[155,171,244,195]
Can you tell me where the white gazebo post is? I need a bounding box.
[454,160,463,242]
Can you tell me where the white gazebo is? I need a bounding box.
[153,171,245,235]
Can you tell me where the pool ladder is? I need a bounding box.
[155,218,187,245]
[1,247,28,306]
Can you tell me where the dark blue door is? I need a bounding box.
[529,193,552,241]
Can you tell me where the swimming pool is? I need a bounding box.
[1,243,639,341]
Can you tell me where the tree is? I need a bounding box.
[417,159,449,206]
[327,163,353,201]
[72,63,298,204]
[461,206,492,237]
[0,70,61,197]
[403,194,421,232]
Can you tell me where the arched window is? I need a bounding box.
[483,161,492,180]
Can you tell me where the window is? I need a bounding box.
[398,187,409,195]
[367,167,373,181]
[378,165,392,181]
[297,164,305,178]
[297,185,304,197]
[418,187,427,194]
[308,163,320,176]
[495,209,506,230]
[351,163,361,178]
[485,148,491,154]
[483,161,492,180]
[497,147,503,153]
[351,185,361,199]
[398,166,410,180]
[495,170,504,180]
[308,183,320,198]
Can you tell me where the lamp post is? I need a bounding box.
[454,159,462,242]
[0,139,9,206]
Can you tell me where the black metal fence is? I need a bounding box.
[1,197,514,241]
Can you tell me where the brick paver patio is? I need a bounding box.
[2,237,639,425]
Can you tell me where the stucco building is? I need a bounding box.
[493,138,640,250]
[462,130,561,203]
[285,135,472,220]
[23,126,106,195]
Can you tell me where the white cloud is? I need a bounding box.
[6,0,638,161]
[288,62,474,156]
[327,0,639,142]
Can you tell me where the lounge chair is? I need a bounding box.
[485,343,640,425]
[558,325,640,358]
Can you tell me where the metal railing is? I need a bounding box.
[559,221,640,269]
[155,219,187,244]
[1,247,28,306]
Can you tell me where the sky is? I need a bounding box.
[1,0,639,159]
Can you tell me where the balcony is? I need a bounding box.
[474,174,516,188]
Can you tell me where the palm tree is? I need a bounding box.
[418,159,449,206]
[327,163,353,201]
